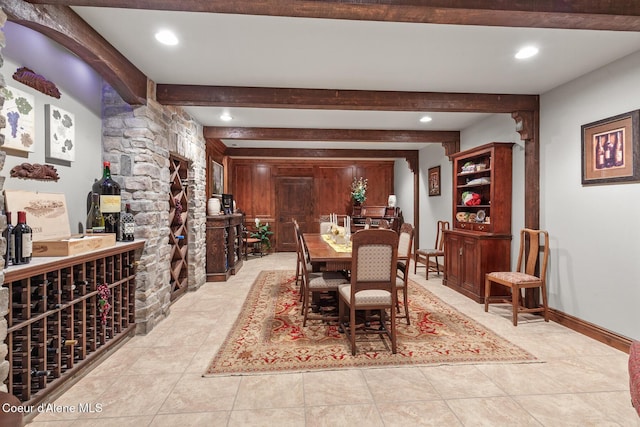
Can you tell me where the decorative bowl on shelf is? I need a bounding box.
[456,212,470,222]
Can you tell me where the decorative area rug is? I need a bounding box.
[204,270,536,376]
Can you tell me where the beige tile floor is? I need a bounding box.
[26,253,638,426]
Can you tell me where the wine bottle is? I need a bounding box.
[614,134,624,167]
[595,137,605,170]
[96,161,121,239]
[86,192,105,233]
[3,211,14,268]
[31,368,52,377]
[11,211,33,265]
[121,203,135,241]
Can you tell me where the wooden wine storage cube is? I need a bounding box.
[3,241,144,416]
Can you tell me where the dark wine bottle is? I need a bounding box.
[11,211,32,265]
[96,161,121,239]
[3,211,14,268]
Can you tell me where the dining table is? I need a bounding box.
[303,233,353,272]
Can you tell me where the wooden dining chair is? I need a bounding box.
[378,218,390,229]
[484,228,550,326]
[395,223,414,324]
[299,232,349,325]
[292,219,304,289]
[338,229,399,355]
[414,220,450,277]
[364,217,372,229]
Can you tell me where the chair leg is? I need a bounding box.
[511,286,519,326]
[484,277,491,312]
[390,307,397,354]
[435,256,441,276]
[403,287,410,325]
[350,306,357,356]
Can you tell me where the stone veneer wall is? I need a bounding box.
[0,9,8,392]
[102,84,207,334]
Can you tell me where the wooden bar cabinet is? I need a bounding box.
[205,214,243,282]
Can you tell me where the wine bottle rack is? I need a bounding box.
[4,241,143,408]
[169,155,189,301]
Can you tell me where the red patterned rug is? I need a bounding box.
[204,270,536,376]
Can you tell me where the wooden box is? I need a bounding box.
[32,234,116,257]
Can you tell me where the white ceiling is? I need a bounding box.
[71,7,640,150]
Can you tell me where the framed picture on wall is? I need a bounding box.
[581,110,640,185]
[1,85,35,152]
[45,104,76,162]
[212,160,224,196]
[428,166,441,196]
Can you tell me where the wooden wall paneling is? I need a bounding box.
[232,164,254,217]
[316,166,355,218]
[354,163,395,206]
[252,164,273,219]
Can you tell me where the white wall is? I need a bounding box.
[540,50,640,341]
[415,143,451,250]
[2,22,103,233]
[394,158,414,226]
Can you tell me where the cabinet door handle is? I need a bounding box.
[459,248,463,256]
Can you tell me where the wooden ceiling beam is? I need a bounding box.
[160,85,539,113]
[5,1,147,105]
[25,0,640,31]
[204,127,459,143]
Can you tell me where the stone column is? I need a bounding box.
[102,84,206,334]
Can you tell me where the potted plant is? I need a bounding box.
[250,219,273,253]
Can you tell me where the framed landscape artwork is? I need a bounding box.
[581,110,640,186]
[428,166,441,196]
[1,85,35,152]
[45,104,76,162]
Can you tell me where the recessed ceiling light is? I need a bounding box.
[419,115,433,123]
[155,30,178,46]
[515,46,538,59]
[220,113,233,122]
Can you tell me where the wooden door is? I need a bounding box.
[275,177,314,252]
[461,236,479,293]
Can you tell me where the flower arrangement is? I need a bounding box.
[251,218,274,250]
[351,177,368,204]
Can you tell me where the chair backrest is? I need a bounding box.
[517,228,550,280]
[435,220,450,251]
[350,229,399,294]
[378,219,390,230]
[398,222,414,261]
[297,231,311,278]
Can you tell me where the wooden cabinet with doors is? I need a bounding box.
[205,214,243,282]
[443,230,511,303]
[443,142,513,302]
